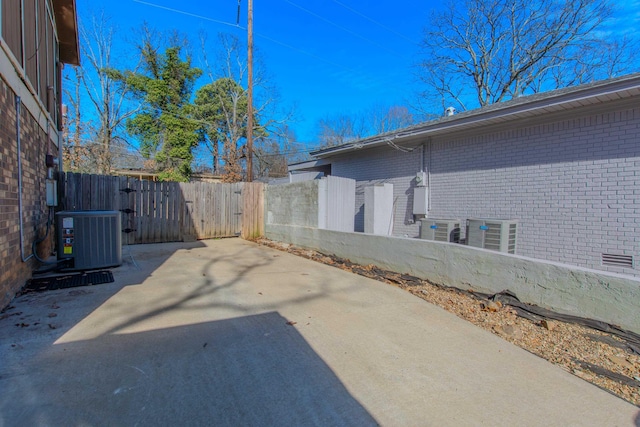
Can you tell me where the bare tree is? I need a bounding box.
[368,104,415,134]
[77,12,141,174]
[316,113,366,148]
[62,67,87,171]
[253,127,307,180]
[316,104,417,147]
[253,139,288,179]
[196,33,293,181]
[418,0,637,112]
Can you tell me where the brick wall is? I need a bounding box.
[0,76,57,308]
[328,102,640,277]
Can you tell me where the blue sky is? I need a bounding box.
[75,0,639,149]
[76,0,434,145]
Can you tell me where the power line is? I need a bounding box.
[116,0,418,156]
[282,0,407,59]
[253,33,365,77]
[330,0,418,44]
[131,1,408,92]
[132,0,244,29]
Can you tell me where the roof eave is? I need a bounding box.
[288,158,331,172]
[53,0,80,66]
[311,74,640,159]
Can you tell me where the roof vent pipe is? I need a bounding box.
[445,106,456,117]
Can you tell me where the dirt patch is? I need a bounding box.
[256,238,640,407]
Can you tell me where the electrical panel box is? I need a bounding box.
[413,187,429,215]
[56,210,122,270]
[46,179,57,206]
[420,219,461,243]
[466,218,518,254]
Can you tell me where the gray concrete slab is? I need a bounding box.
[0,238,638,426]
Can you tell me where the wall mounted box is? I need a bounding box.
[413,187,429,215]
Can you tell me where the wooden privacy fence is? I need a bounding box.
[60,173,264,244]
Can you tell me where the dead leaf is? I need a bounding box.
[541,319,557,331]
[286,321,297,326]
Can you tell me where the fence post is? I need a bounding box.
[241,182,265,239]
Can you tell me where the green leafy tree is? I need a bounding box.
[196,33,291,182]
[195,78,246,182]
[109,30,202,181]
[195,77,266,182]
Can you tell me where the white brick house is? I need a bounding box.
[293,74,640,277]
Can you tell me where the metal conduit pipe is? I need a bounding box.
[16,95,33,262]
[427,138,432,212]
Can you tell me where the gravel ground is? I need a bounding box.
[257,239,640,407]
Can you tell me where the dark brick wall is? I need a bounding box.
[0,76,57,308]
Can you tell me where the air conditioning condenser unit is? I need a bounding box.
[466,218,517,254]
[420,219,461,243]
[56,210,122,270]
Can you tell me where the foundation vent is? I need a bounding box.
[601,254,633,268]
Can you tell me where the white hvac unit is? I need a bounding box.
[466,218,517,254]
[420,219,461,243]
[56,211,122,270]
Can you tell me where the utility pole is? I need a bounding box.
[246,0,254,182]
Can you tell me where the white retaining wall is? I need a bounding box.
[265,224,640,334]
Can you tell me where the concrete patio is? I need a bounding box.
[0,238,638,426]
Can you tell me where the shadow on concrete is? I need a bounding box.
[1,239,376,425]
[0,312,377,426]
[98,240,360,338]
[0,241,207,353]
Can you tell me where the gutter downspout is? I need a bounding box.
[16,95,33,262]
[427,138,432,213]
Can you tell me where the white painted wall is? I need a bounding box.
[266,177,356,232]
[266,224,640,335]
[364,183,393,235]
